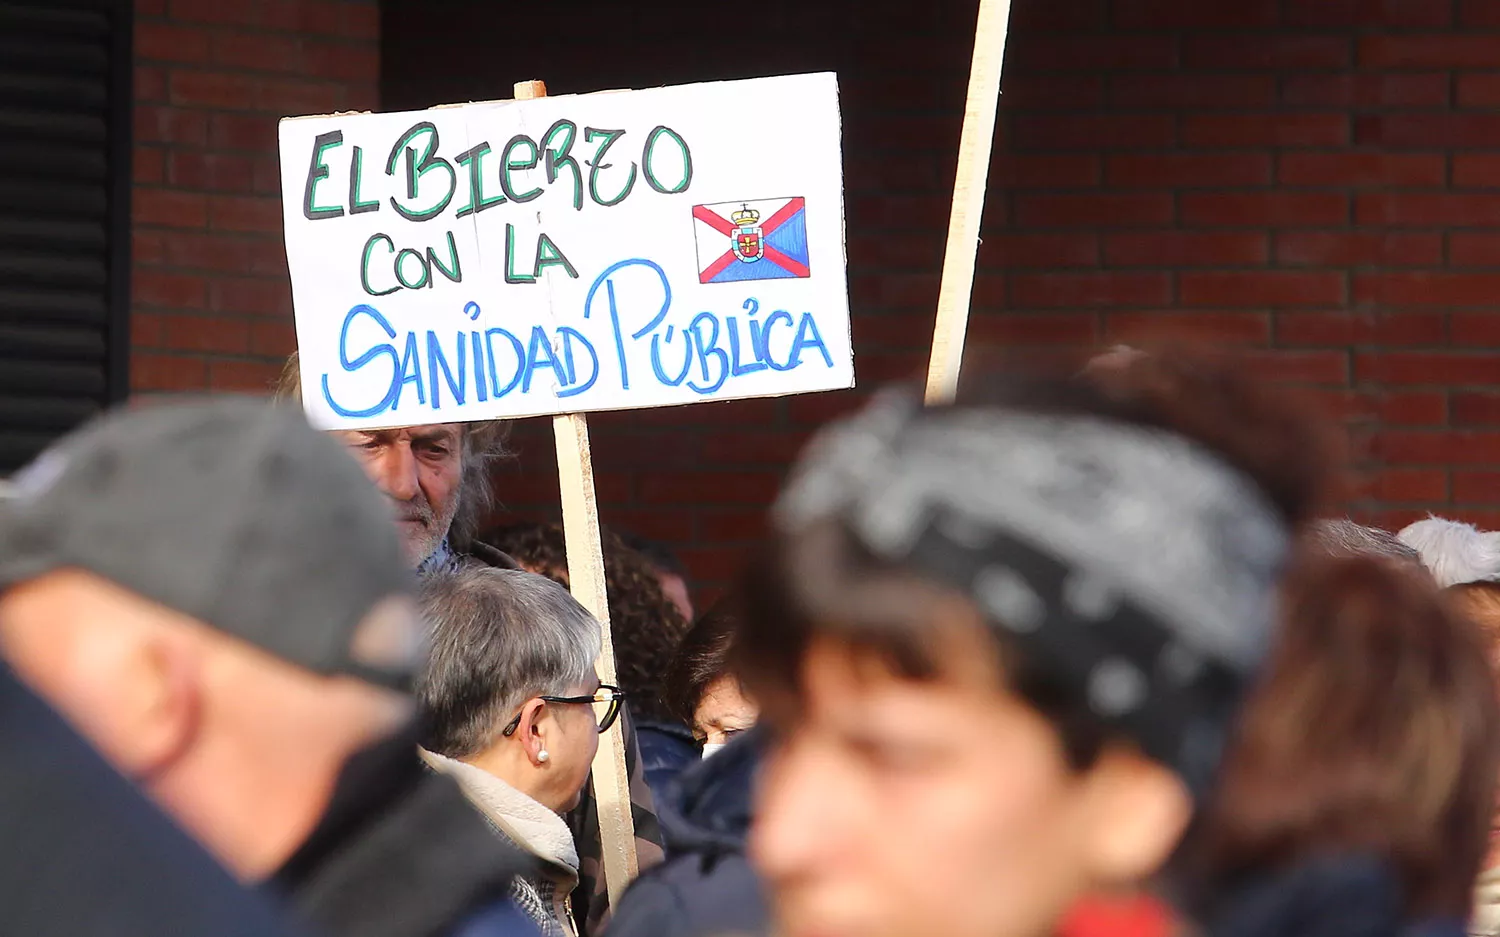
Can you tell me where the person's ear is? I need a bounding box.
[118,632,203,783]
[515,698,551,766]
[1077,746,1193,886]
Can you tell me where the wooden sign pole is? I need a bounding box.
[514,78,640,906]
[924,0,1015,405]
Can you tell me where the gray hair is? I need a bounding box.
[416,567,601,757]
[1310,518,1424,566]
[1398,516,1500,589]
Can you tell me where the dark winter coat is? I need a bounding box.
[635,718,699,808]
[605,728,769,937]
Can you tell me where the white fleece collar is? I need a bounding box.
[419,748,579,876]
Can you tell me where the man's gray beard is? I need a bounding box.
[403,496,461,569]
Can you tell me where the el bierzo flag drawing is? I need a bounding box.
[693,196,811,285]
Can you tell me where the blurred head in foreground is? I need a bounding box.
[0,398,418,880]
[737,352,1331,937]
[1184,549,1500,933]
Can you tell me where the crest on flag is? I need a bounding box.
[693,196,810,284]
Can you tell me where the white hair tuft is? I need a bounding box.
[1397,515,1500,588]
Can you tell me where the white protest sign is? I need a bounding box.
[278,73,852,430]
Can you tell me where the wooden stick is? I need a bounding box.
[924,0,1015,405]
[513,79,640,906]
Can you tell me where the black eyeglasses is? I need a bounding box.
[502,684,625,737]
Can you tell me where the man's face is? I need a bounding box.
[751,635,1103,937]
[331,425,464,566]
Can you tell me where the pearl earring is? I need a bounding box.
[537,749,550,764]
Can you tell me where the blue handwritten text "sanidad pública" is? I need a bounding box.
[318,259,834,418]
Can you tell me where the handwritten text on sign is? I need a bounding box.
[277,73,851,430]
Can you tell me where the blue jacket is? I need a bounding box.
[605,729,769,937]
[635,718,698,810]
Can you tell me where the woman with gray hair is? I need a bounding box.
[416,567,623,937]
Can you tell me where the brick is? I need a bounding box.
[252,156,283,197]
[211,32,305,73]
[699,431,810,465]
[1109,73,1277,108]
[1105,232,1267,267]
[1463,0,1500,25]
[132,354,208,392]
[1452,313,1500,344]
[991,155,1101,189]
[1361,35,1500,67]
[1356,273,1500,308]
[976,233,1099,268]
[1374,431,1500,464]
[1183,36,1352,69]
[1379,390,1448,425]
[134,146,165,184]
[209,277,293,317]
[132,231,165,265]
[1008,36,1177,71]
[848,114,962,148]
[1278,153,1445,187]
[166,0,259,24]
[1106,153,1271,188]
[1180,272,1345,308]
[1274,232,1443,267]
[1180,192,1348,226]
[638,472,782,505]
[856,352,928,383]
[1106,311,1271,344]
[134,105,208,146]
[844,154,938,193]
[676,546,754,587]
[1010,272,1171,308]
[1181,113,1348,148]
[1001,75,1106,109]
[343,2,381,40]
[1015,193,1174,227]
[131,311,164,347]
[134,189,207,228]
[596,508,694,545]
[160,231,255,274]
[208,360,282,393]
[1287,0,1451,26]
[695,509,769,544]
[135,65,166,103]
[134,270,207,309]
[1346,468,1431,503]
[303,41,379,82]
[208,195,282,233]
[1453,154,1500,187]
[1358,193,1500,226]
[168,152,256,193]
[1358,351,1500,384]
[1451,233,1500,267]
[1112,0,1277,27]
[1281,71,1449,107]
[1453,471,1500,503]
[850,272,938,309]
[1011,114,1175,150]
[788,389,866,427]
[853,313,937,348]
[848,195,947,230]
[1453,392,1500,424]
[1457,74,1500,107]
[1011,0,1105,28]
[1242,350,1350,384]
[847,234,942,271]
[136,0,166,12]
[968,312,1099,344]
[209,113,279,152]
[1358,114,1500,148]
[1275,310,1446,345]
[249,240,290,277]
[168,70,259,109]
[159,314,250,353]
[134,22,211,63]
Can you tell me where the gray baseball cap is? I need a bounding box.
[0,397,418,689]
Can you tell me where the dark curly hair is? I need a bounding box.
[482,520,691,724]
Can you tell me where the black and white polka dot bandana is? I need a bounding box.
[774,388,1291,796]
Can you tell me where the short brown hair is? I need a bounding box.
[666,595,743,725]
[1191,556,1500,918]
[273,351,510,551]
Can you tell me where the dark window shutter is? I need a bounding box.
[0,0,130,472]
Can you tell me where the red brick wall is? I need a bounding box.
[130,0,379,393]
[144,0,1500,600]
